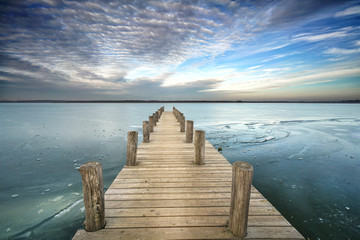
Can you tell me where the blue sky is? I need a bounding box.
[0,0,359,101]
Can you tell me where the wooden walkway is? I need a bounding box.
[73,111,304,239]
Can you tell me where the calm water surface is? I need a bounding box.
[0,103,359,239]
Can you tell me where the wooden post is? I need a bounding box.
[180,115,185,132]
[127,131,138,166]
[79,162,105,232]
[143,121,150,143]
[149,116,154,132]
[153,113,157,126]
[186,120,193,143]
[194,130,205,165]
[228,161,253,238]
[156,111,160,122]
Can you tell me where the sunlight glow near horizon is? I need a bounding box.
[0,0,359,101]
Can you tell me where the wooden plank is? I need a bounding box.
[105,198,272,208]
[105,186,258,194]
[116,173,233,179]
[104,192,265,200]
[121,166,232,171]
[112,178,232,183]
[73,226,304,240]
[120,166,231,171]
[106,187,232,194]
[104,206,281,217]
[108,181,232,188]
[105,215,291,228]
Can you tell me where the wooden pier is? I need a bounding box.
[73,108,304,239]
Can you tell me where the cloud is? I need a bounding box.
[206,66,360,94]
[261,51,300,63]
[247,65,263,70]
[324,47,360,55]
[266,0,349,26]
[335,5,360,17]
[0,52,225,100]
[0,0,256,86]
[292,31,349,42]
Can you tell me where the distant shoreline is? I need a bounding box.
[0,100,359,103]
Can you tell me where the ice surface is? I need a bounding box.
[1,103,359,240]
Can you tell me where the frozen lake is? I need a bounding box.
[0,103,359,239]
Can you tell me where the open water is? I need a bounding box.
[0,103,359,239]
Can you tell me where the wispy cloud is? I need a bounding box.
[206,66,360,94]
[247,65,263,70]
[292,30,349,42]
[261,52,300,63]
[335,5,360,17]
[324,47,360,55]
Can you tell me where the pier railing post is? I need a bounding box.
[153,113,157,126]
[228,161,253,238]
[127,131,138,166]
[143,121,150,143]
[194,130,205,165]
[149,116,154,132]
[186,120,194,143]
[180,115,185,132]
[79,162,105,232]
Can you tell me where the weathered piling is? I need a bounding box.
[127,131,138,166]
[173,107,181,121]
[153,113,157,126]
[143,121,150,143]
[228,161,254,238]
[78,162,105,232]
[194,130,205,165]
[149,116,154,132]
[180,115,185,132]
[156,111,159,122]
[186,120,194,143]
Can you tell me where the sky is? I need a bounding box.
[0,0,360,101]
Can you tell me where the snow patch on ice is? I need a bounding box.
[54,199,83,218]
[51,196,64,202]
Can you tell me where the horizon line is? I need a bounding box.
[1,100,359,104]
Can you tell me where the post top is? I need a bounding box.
[78,161,102,172]
[195,129,205,133]
[233,161,253,171]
